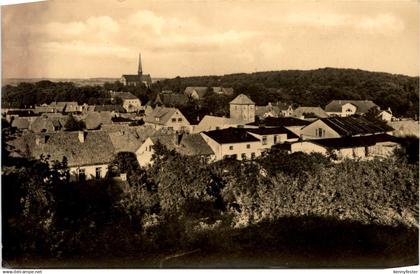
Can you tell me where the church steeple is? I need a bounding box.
[138,52,143,77]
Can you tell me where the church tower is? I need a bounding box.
[137,52,143,79]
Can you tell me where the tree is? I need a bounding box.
[64,115,86,131]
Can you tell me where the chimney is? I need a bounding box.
[78,131,86,143]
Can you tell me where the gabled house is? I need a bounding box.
[11,117,31,130]
[245,127,299,151]
[201,127,262,161]
[184,87,209,100]
[230,94,255,124]
[378,109,394,122]
[5,109,38,123]
[154,92,189,107]
[300,116,394,140]
[281,134,400,160]
[247,116,311,137]
[292,106,329,120]
[110,91,142,112]
[84,111,113,130]
[30,113,69,133]
[193,115,236,133]
[212,87,234,96]
[11,131,115,181]
[136,133,214,166]
[143,106,191,132]
[255,102,294,119]
[325,100,379,117]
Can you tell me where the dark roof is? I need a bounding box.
[318,116,394,136]
[7,110,37,116]
[155,93,189,106]
[245,127,299,139]
[309,134,399,149]
[184,87,209,98]
[13,131,115,167]
[141,74,152,84]
[325,100,379,114]
[110,91,138,100]
[293,107,328,118]
[112,116,135,123]
[248,117,311,127]
[94,104,126,112]
[121,75,140,82]
[151,133,214,156]
[203,127,260,144]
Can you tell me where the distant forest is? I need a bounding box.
[2,68,419,117]
[159,68,419,117]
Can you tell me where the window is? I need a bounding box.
[216,126,221,130]
[171,118,176,122]
[241,153,246,160]
[346,108,352,112]
[95,167,102,179]
[148,145,153,152]
[79,168,86,182]
[178,118,182,122]
[246,144,251,149]
[232,154,238,159]
[316,128,325,137]
[262,136,267,145]
[251,152,256,160]
[274,135,278,144]
[229,145,234,150]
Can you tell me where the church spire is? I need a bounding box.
[138,52,143,77]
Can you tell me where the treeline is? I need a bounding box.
[2,127,418,266]
[1,80,163,109]
[160,68,419,117]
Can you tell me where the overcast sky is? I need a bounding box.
[2,0,419,78]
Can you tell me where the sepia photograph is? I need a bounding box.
[1,0,419,270]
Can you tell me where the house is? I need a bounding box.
[245,127,299,151]
[6,109,37,123]
[292,106,328,120]
[62,102,81,113]
[11,117,31,130]
[154,92,189,107]
[110,91,142,112]
[12,131,115,181]
[84,111,113,130]
[325,100,379,117]
[229,94,255,124]
[93,104,126,113]
[201,127,262,161]
[247,116,311,137]
[120,53,152,87]
[193,115,236,133]
[111,116,135,125]
[109,126,157,154]
[281,134,400,160]
[184,87,209,100]
[300,116,394,140]
[30,114,69,133]
[212,87,234,96]
[34,104,56,114]
[143,106,191,132]
[378,109,394,122]
[255,102,294,119]
[136,133,214,166]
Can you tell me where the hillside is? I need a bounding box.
[159,68,419,117]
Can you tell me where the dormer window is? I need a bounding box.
[155,117,160,122]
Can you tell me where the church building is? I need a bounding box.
[120,53,152,87]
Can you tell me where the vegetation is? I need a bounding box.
[2,125,418,266]
[160,68,419,117]
[3,68,418,120]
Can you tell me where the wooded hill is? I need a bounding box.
[160,68,419,117]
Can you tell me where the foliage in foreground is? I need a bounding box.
[2,140,418,262]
